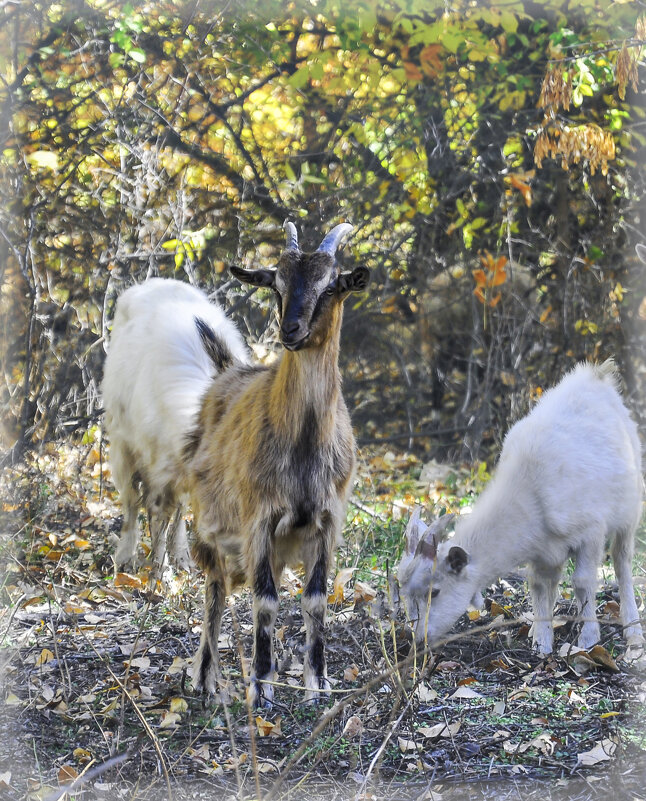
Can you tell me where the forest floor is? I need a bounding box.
[1,438,646,801]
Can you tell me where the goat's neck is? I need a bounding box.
[453,475,538,589]
[269,319,342,442]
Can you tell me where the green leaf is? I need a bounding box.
[128,48,146,64]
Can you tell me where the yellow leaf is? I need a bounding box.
[73,748,92,763]
[255,715,282,737]
[159,711,181,728]
[5,692,22,706]
[328,567,356,604]
[36,648,55,667]
[27,150,59,171]
[170,697,188,714]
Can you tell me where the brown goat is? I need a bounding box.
[187,221,369,706]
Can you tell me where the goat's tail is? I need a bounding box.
[195,317,235,372]
[594,358,619,386]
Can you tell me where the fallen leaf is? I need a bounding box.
[354,580,377,603]
[587,644,619,673]
[114,572,142,589]
[398,737,422,753]
[4,692,22,706]
[256,716,282,737]
[129,656,151,670]
[57,765,78,785]
[344,664,359,682]
[417,721,460,739]
[0,772,11,789]
[449,686,483,700]
[73,748,92,764]
[167,656,190,675]
[415,683,438,703]
[342,715,364,738]
[35,648,55,667]
[329,567,356,604]
[577,738,617,766]
[435,660,461,672]
[159,711,181,729]
[170,697,188,714]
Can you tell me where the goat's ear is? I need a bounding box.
[636,244,646,264]
[338,266,370,294]
[414,512,455,560]
[230,265,276,288]
[446,545,469,574]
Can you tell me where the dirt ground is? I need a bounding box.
[1,443,645,801]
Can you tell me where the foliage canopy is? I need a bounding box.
[1,0,645,459]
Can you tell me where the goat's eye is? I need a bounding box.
[431,588,440,599]
[324,285,336,296]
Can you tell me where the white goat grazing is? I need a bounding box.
[395,361,644,655]
[102,220,369,706]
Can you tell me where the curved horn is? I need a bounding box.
[316,223,353,255]
[283,220,299,251]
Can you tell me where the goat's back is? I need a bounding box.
[102,278,248,470]
[498,361,642,539]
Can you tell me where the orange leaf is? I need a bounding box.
[472,269,487,287]
[115,572,143,589]
[420,44,443,76]
[57,765,78,785]
[403,61,423,81]
[490,267,507,287]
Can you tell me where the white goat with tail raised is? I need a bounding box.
[102,220,369,706]
[394,361,644,655]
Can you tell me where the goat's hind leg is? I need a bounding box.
[302,538,331,703]
[572,538,604,651]
[110,443,141,570]
[166,508,192,572]
[611,528,644,647]
[191,546,226,697]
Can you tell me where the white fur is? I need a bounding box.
[101,278,249,569]
[396,361,644,653]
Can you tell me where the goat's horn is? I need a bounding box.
[283,220,299,251]
[316,223,353,255]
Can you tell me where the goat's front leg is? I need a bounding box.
[527,561,561,655]
[302,537,331,703]
[249,554,280,708]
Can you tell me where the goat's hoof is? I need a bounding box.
[247,680,273,709]
[304,677,331,704]
[624,634,645,663]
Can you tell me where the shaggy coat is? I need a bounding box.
[395,361,644,655]
[102,221,369,706]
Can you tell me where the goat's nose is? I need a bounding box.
[281,320,300,337]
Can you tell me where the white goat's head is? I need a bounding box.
[392,508,480,645]
[230,221,370,351]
